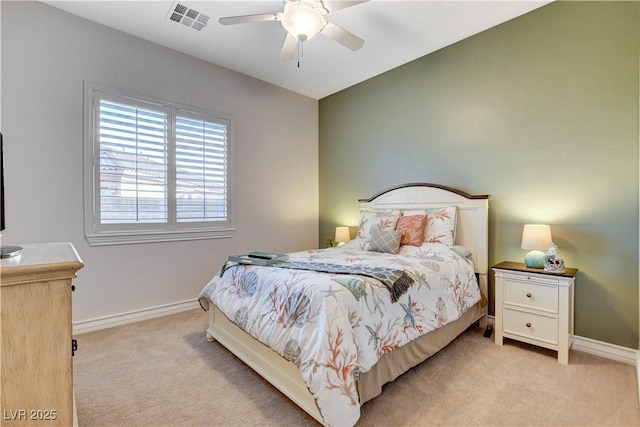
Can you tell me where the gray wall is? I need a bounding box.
[319,1,639,348]
[1,2,319,324]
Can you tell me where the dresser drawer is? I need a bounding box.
[503,279,558,313]
[503,308,558,345]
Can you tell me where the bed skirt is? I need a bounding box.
[357,301,484,403]
[206,298,484,424]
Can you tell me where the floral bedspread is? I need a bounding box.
[198,242,481,427]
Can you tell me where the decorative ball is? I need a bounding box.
[524,250,546,269]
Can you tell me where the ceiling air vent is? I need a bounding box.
[168,2,210,31]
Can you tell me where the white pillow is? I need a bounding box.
[402,207,457,246]
[356,209,400,240]
[425,206,457,246]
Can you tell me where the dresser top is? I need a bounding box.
[0,242,84,286]
[492,261,578,278]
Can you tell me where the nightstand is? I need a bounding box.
[493,261,578,364]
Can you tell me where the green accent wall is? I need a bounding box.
[319,1,639,348]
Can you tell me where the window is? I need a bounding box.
[84,83,234,245]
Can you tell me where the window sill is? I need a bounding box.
[85,228,235,246]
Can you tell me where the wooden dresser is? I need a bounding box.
[0,243,83,426]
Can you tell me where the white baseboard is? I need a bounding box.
[73,299,200,335]
[571,335,636,365]
[636,350,640,405]
[487,315,636,366]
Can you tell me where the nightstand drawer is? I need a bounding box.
[503,308,558,345]
[503,279,558,313]
[502,271,560,286]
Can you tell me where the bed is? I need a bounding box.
[198,183,489,426]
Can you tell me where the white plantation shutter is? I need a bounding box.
[175,114,229,223]
[99,100,168,224]
[84,83,234,245]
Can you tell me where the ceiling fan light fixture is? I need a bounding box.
[281,2,326,42]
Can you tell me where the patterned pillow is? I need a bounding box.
[425,206,456,246]
[356,209,400,239]
[395,214,427,246]
[367,226,402,254]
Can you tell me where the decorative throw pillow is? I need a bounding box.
[395,214,427,246]
[367,226,402,254]
[356,209,400,240]
[425,206,457,246]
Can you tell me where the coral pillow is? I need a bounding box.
[395,214,427,246]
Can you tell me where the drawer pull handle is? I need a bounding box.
[526,322,532,328]
[526,293,532,298]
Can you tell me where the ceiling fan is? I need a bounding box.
[218,0,367,61]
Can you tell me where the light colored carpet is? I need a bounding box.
[74,309,639,426]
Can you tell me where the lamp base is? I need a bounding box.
[524,250,546,269]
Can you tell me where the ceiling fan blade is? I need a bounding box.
[280,33,298,61]
[218,13,280,26]
[320,21,364,51]
[324,1,368,13]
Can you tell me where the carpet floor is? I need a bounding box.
[73,309,639,426]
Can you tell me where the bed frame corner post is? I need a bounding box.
[479,273,489,329]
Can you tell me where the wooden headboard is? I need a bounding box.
[359,183,490,300]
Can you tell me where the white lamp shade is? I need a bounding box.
[281,4,325,41]
[521,224,552,251]
[334,226,351,243]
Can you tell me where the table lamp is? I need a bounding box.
[334,226,351,247]
[521,224,551,268]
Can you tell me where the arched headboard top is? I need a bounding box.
[359,182,490,203]
[358,183,490,281]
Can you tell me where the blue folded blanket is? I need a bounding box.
[274,261,414,303]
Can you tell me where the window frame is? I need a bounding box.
[83,82,235,246]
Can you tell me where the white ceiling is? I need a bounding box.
[43,0,551,99]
